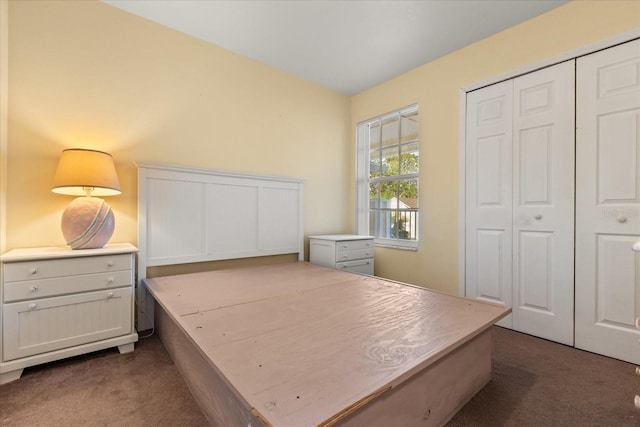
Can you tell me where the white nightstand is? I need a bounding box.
[0,243,138,384]
[309,234,374,275]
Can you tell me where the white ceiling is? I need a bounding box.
[102,0,568,95]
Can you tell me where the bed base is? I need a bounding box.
[155,303,263,426]
[155,300,492,427]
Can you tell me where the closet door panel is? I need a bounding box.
[465,81,513,327]
[512,60,575,345]
[475,229,508,304]
[598,111,639,202]
[519,126,552,203]
[596,235,639,325]
[518,231,553,309]
[576,39,640,365]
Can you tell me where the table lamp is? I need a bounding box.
[51,148,121,249]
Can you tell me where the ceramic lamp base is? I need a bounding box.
[61,196,115,249]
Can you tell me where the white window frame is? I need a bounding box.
[356,104,419,250]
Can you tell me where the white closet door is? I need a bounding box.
[465,80,513,328]
[575,39,640,364]
[512,61,575,345]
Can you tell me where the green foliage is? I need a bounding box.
[370,153,418,200]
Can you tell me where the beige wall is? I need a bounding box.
[351,0,640,293]
[0,0,8,254]
[4,0,351,251]
[3,1,640,296]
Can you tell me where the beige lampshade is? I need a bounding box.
[52,148,121,196]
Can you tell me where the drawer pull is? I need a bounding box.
[107,261,115,267]
[28,303,37,310]
[108,277,115,284]
[29,267,38,275]
[340,265,347,269]
[107,292,114,298]
[30,286,38,293]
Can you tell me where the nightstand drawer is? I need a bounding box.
[3,287,133,361]
[3,270,132,302]
[336,248,373,262]
[3,254,131,283]
[336,259,374,275]
[335,239,374,252]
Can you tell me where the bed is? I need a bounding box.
[136,162,510,427]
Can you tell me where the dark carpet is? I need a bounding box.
[448,327,639,427]
[0,326,638,426]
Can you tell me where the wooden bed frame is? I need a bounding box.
[136,163,510,426]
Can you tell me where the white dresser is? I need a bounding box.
[0,243,138,384]
[309,234,374,275]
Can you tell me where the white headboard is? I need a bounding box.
[135,162,304,330]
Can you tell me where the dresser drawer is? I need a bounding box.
[336,248,374,262]
[3,270,132,303]
[336,259,374,275]
[3,287,133,361]
[335,239,374,252]
[3,254,131,283]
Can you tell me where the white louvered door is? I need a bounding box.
[575,39,640,364]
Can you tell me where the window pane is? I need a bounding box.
[398,178,418,201]
[378,209,393,239]
[369,122,381,150]
[401,111,418,142]
[381,116,399,148]
[390,211,401,239]
[379,180,398,207]
[397,179,418,241]
[369,210,379,237]
[381,146,398,177]
[400,142,419,175]
[369,149,381,178]
[369,182,379,209]
[392,210,418,240]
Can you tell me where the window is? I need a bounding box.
[356,105,419,250]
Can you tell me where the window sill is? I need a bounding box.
[374,239,418,251]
